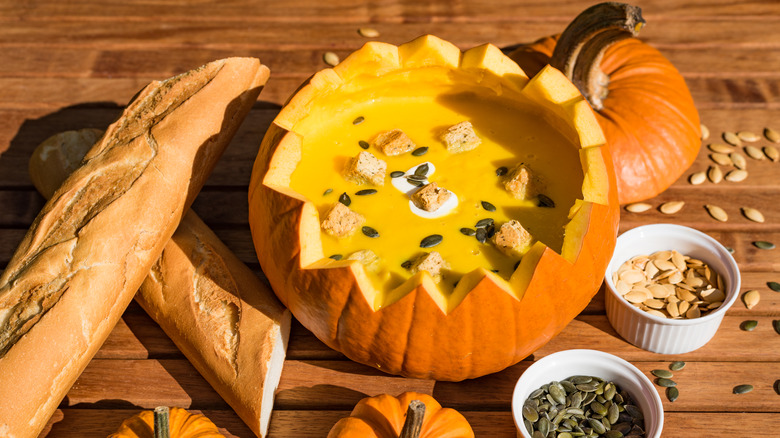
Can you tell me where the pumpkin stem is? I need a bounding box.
[154,406,170,438]
[550,2,645,110]
[399,400,426,438]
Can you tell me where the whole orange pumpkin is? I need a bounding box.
[327,392,474,438]
[249,35,619,381]
[108,407,224,438]
[508,2,701,204]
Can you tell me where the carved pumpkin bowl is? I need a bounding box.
[248,35,620,381]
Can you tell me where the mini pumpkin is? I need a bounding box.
[249,35,619,381]
[109,407,224,438]
[508,2,701,204]
[327,392,474,438]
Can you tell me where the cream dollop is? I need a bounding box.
[390,162,458,218]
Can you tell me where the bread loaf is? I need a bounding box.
[31,128,291,436]
[0,58,269,438]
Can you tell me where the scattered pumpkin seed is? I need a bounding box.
[656,378,676,388]
[723,131,742,146]
[401,260,412,269]
[352,116,364,125]
[361,226,379,238]
[731,152,747,170]
[710,153,732,166]
[475,227,487,243]
[667,386,679,402]
[708,143,734,154]
[745,145,765,160]
[738,131,760,142]
[339,192,351,206]
[741,207,765,223]
[700,123,710,140]
[626,202,652,213]
[358,140,370,149]
[753,241,776,250]
[475,218,494,228]
[705,204,728,222]
[741,320,758,331]
[768,281,780,292]
[743,290,761,309]
[689,171,706,185]
[411,146,429,156]
[496,166,508,176]
[420,234,443,248]
[707,165,723,183]
[733,384,754,394]
[765,127,780,143]
[323,188,333,196]
[406,174,427,182]
[724,169,748,182]
[670,361,686,371]
[329,254,343,260]
[764,145,780,162]
[414,163,429,176]
[726,246,735,254]
[390,170,405,178]
[774,320,780,335]
[774,379,780,395]
[538,194,555,208]
[481,200,496,212]
[357,27,380,38]
[323,51,340,66]
[355,189,377,196]
[460,227,476,236]
[660,201,685,214]
[652,369,674,379]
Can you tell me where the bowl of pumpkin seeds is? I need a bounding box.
[604,224,741,354]
[512,349,663,438]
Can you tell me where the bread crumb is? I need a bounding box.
[441,121,481,153]
[344,151,387,186]
[373,129,416,156]
[346,249,380,272]
[492,220,534,257]
[410,251,448,279]
[503,163,541,200]
[411,182,452,212]
[321,202,365,237]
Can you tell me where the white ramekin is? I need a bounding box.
[512,349,663,438]
[604,224,741,354]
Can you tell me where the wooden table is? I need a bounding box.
[2,1,779,436]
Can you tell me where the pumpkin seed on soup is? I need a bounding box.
[352,116,365,125]
[358,140,370,149]
[537,194,555,208]
[481,200,496,212]
[420,234,443,248]
[414,163,429,176]
[329,254,343,260]
[475,227,487,243]
[323,188,333,196]
[475,218,494,228]
[460,227,476,236]
[390,171,405,178]
[355,189,377,196]
[362,226,379,238]
[339,192,351,206]
[411,146,428,156]
[496,166,508,176]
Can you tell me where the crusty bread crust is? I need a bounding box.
[0,58,269,438]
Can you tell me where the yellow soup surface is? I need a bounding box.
[290,82,583,294]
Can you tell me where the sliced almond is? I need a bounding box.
[723,131,742,146]
[688,171,706,185]
[710,153,732,166]
[700,124,710,140]
[731,152,747,170]
[705,204,728,222]
[764,145,779,162]
[742,289,760,309]
[707,165,723,183]
[660,201,685,214]
[744,145,765,160]
[741,207,765,223]
[764,127,780,143]
[626,202,652,213]
[724,169,748,182]
[738,131,760,142]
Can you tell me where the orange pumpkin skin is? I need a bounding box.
[249,36,620,381]
[510,35,701,205]
[108,407,224,438]
[327,392,474,438]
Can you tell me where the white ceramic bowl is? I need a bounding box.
[512,349,663,438]
[604,224,740,354]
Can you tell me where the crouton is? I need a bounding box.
[344,151,387,186]
[411,182,452,212]
[346,249,380,272]
[372,129,416,156]
[492,220,534,257]
[410,251,448,279]
[441,121,481,153]
[502,163,541,200]
[320,202,365,237]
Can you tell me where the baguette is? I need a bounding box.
[30,129,291,437]
[0,58,269,438]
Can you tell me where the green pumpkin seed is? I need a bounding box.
[481,200,497,212]
[624,404,643,420]
[590,401,607,416]
[741,320,758,331]
[651,369,673,379]
[669,361,686,371]
[390,170,405,178]
[571,376,593,384]
[774,379,780,395]
[411,146,428,156]
[329,254,342,260]
[768,281,780,292]
[406,174,427,182]
[401,260,412,269]
[588,418,607,435]
[774,320,780,335]
[475,227,487,243]
[522,404,539,422]
[475,218,494,228]
[420,234,443,248]
[339,192,351,206]
[414,163,429,176]
[358,140,370,149]
[549,382,567,405]
[656,378,676,388]
[538,417,551,436]
[460,227,476,236]
[496,166,508,176]
[605,431,624,438]
[538,193,555,208]
[753,241,776,250]
[733,384,754,394]
[352,116,364,125]
[726,247,735,254]
[362,226,379,238]
[323,188,333,196]
[608,402,619,424]
[666,387,679,402]
[355,189,377,196]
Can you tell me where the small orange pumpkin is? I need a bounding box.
[327,392,474,438]
[109,407,224,438]
[508,2,701,204]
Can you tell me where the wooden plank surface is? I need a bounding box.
[2,0,780,437]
